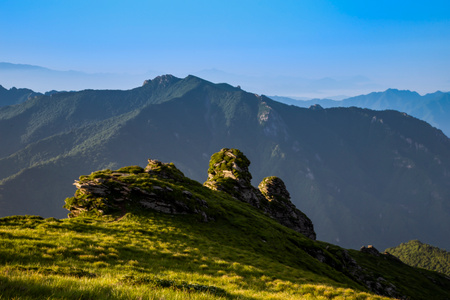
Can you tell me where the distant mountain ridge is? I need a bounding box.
[0,62,52,71]
[0,62,152,92]
[0,84,41,106]
[270,89,450,137]
[1,75,450,251]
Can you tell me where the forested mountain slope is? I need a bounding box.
[386,240,450,275]
[1,75,450,250]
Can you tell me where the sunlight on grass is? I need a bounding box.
[0,213,396,299]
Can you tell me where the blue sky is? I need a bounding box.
[1,0,449,97]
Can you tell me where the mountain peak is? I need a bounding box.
[142,74,180,87]
[383,88,420,97]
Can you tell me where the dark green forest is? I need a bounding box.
[386,240,450,276]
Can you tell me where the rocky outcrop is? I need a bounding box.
[65,148,315,239]
[204,148,316,239]
[360,245,380,256]
[145,159,185,181]
[204,148,264,208]
[259,176,316,239]
[64,163,210,220]
[142,74,179,87]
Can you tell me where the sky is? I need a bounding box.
[1,0,449,98]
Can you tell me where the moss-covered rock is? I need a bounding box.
[206,148,252,186]
[64,160,209,220]
[204,148,266,209]
[65,149,315,239]
[258,176,290,203]
[259,176,316,240]
[145,159,185,181]
[205,148,316,239]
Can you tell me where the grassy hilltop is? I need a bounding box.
[1,149,449,299]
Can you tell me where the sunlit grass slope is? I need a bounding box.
[1,161,449,299]
[1,213,388,300]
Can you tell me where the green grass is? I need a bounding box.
[1,161,449,299]
[0,213,392,300]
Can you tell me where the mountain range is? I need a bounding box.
[271,89,450,137]
[1,75,450,251]
[0,62,383,98]
[0,62,153,93]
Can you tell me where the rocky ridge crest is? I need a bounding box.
[65,163,211,221]
[65,148,316,239]
[204,148,316,239]
[63,149,418,298]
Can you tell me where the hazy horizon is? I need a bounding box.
[1,1,449,98]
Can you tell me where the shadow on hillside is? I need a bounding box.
[0,275,121,299]
[0,273,259,300]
